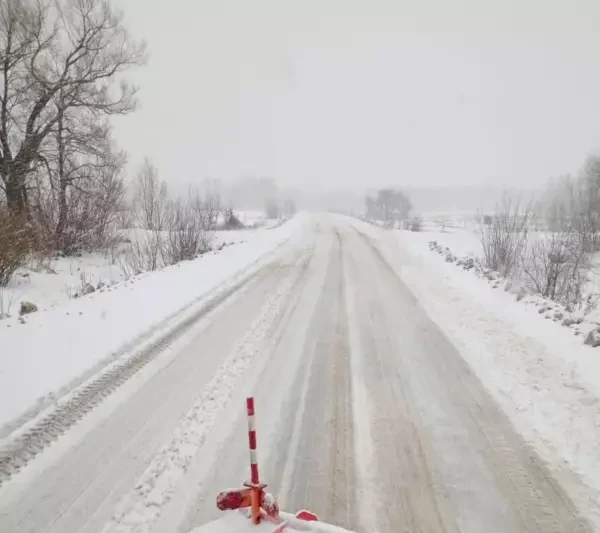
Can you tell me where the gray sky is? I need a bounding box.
[112,0,600,191]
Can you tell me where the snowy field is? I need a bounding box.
[0,210,280,318]
[0,214,302,436]
[353,215,600,527]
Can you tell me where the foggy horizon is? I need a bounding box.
[113,0,600,196]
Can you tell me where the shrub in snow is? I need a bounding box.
[0,212,34,286]
[457,257,477,271]
[484,270,499,281]
[428,240,441,252]
[19,301,38,316]
[428,231,600,347]
[426,238,600,345]
[222,209,244,230]
[584,327,600,348]
[81,283,96,296]
[522,230,592,310]
[479,194,530,278]
[516,287,528,301]
[408,215,423,232]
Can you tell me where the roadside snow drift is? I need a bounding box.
[0,217,305,433]
[349,217,600,528]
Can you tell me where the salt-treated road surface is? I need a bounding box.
[0,216,592,533]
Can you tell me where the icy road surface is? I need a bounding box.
[0,217,593,533]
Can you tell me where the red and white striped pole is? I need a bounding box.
[246,397,260,486]
[245,397,264,524]
[216,399,282,526]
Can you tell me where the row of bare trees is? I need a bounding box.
[121,159,222,276]
[480,155,600,312]
[0,1,281,289]
[0,0,146,282]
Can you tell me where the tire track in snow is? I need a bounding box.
[273,228,357,529]
[101,252,313,533]
[344,235,450,533]
[324,230,356,529]
[352,227,594,533]
[173,233,329,533]
[0,258,289,487]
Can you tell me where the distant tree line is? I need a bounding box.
[365,188,413,226]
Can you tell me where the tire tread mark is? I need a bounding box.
[0,260,285,487]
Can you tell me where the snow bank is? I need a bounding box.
[0,252,126,315]
[0,228,266,318]
[0,217,306,432]
[349,218,600,527]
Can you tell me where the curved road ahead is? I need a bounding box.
[0,216,592,533]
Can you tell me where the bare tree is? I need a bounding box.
[523,230,590,306]
[134,158,168,231]
[365,188,412,224]
[576,156,600,252]
[0,0,146,215]
[27,104,127,253]
[365,194,377,219]
[524,179,598,308]
[193,182,221,231]
[479,193,531,277]
[162,195,212,265]
[408,214,423,232]
[123,165,219,276]
[283,199,296,218]
[121,159,168,274]
[265,199,279,220]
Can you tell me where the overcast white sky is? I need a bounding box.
[112,0,600,191]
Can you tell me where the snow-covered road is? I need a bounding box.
[0,216,593,533]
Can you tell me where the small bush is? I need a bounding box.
[408,215,423,232]
[0,211,33,286]
[222,208,244,230]
[265,200,279,220]
[479,194,530,278]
